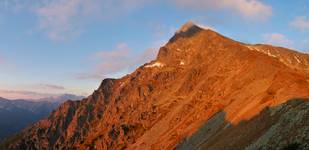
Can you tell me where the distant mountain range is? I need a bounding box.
[37,94,85,103]
[0,94,84,141]
[4,22,309,149]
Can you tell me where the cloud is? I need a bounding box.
[3,0,271,41]
[170,0,272,21]
[77,42,158,80]
[0,83,66,100]
[35,0,102,41]
[0,89,58,100]
[77,21,175,80]
[1,0,153,41]
[262,33,294,48]
[290,16,309,31]
[34,0,153,41]
[36,84,65,90]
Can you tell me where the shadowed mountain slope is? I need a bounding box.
[7,22,309,150]
[0,97,58,141]
[176,98,309,150]
[0,94,83,142]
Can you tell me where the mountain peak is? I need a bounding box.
[176,21,202,34]
[7,22,309,150]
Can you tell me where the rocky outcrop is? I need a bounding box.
[7,22,309,150]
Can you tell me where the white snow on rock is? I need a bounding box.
[246,46,277,57]
[247,46,261,52]
[180,61,185,65]
[266,50,277,58]
[294,55,301,63]
[247,46,254,51]
[145,62,164,68]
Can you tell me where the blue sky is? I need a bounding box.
[0,0,308,99]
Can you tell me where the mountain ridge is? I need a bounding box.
[6,22,309,150]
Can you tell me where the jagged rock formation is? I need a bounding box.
[7,22,309,150]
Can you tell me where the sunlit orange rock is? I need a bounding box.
[7,22,309,150]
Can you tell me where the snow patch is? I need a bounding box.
[180,61,185,65]
[266,50,276,58]
[294,56,301,63]
[247,46,254,51]
[246,46,277,58]
[145,62,164,68]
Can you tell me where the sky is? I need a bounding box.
[0,0,308,99]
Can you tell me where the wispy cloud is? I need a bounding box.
[0,89,58,100]
[0,0,153,41]
[170,0,272,21]
[77,42,158,80]
[1,0,272,41]
[35,0,154,41]
[35,84,65,90]
[290,16,309,31]
[35,0,102,41]
[262,33,294,48]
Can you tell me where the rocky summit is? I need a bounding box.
[6,22,309,150]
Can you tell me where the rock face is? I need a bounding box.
[7,22,309,150]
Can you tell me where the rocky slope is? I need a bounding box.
[8,22,309,150]
[176,98,309,150]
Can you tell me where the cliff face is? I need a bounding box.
[8,22,309,150]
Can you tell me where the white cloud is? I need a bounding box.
[170,0,272,21]
[1,0,153,41]
[290,16,309,31]
[77,42,158,80]
[35,0,156,41]
[262,33,294,48]
[35,0,103,41]
[0,89,58,100]
[2,0,271,41]
[35,84,65,90]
